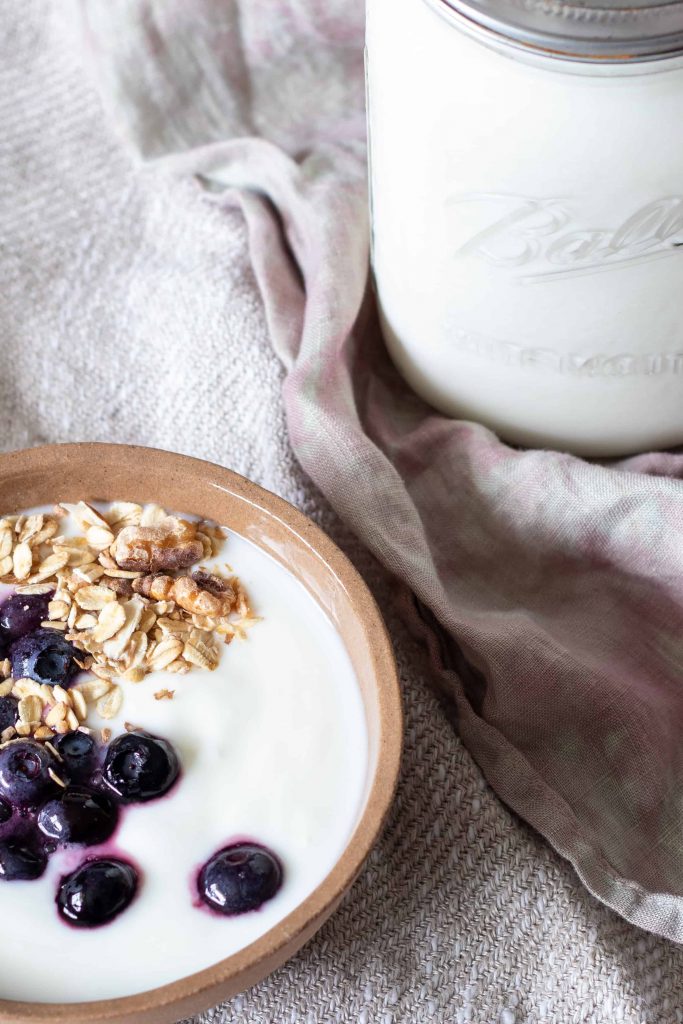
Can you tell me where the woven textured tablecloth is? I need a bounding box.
[3,2,683,1021]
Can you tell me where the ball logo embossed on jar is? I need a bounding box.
[453,195,683,280]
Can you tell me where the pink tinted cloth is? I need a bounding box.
[82,0,683,940]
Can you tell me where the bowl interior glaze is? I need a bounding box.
[0,444,402,1024]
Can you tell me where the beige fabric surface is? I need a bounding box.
[2,2,683,1021]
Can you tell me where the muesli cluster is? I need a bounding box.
[0,502,256,745]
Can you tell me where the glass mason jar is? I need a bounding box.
[366,0,683,456]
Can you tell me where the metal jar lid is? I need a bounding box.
[430,0,683,61]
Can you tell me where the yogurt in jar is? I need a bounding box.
[366,0,683,455]
[0,504,368,1001]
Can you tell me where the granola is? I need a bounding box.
[0,501,258,745]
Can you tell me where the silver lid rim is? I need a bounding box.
[429,0,683,62]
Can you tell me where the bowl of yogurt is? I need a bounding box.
[0,443,402,1024]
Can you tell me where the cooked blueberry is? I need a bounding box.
[0,798,12,824]
[198,843,283,915]
[0,832,47,880]
[10,629,79,687]
[0,739,59,807]
[102,732,179,804]
[38,787,118,847]
[56,731,97,782]
[57,858,138,927]
[0,591,52,640]
[0,697,18,734]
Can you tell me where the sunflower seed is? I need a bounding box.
[65,709,80,732]
[69,688,87,721]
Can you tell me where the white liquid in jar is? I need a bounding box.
[366,0,683,455]
[0,506,368,1002]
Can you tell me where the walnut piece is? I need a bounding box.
[113,516,203,573]
[101,576,134,598]
[133,572,235,617]
[192,569,235,598]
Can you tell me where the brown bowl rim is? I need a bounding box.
[0,443,402,1023]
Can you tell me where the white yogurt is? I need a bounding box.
[0,512,368,1002]
[366,0,683,455]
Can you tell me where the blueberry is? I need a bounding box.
[57,858,138,927]
[198,843,283,915]
[0,832,47,880]
[0,798,13,824]
[0,739,59,807]
[10,629,80,688]
[0,696,18,734]
[38,787,118,847]
[0,591,53,640]
[56,731,97,783]
[102,732,179,804]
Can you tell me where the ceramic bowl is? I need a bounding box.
[0,443,402,1024]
